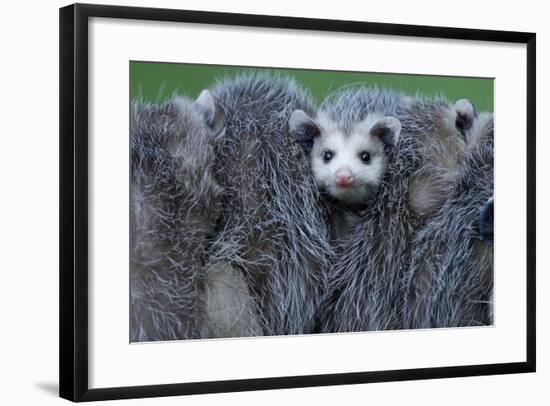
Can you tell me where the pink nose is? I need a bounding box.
[335,170,354,187]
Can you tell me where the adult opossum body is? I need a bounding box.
[130,93,223,342]
[318,88,482,333]
[402,118,494,329]
[205,74,333,337]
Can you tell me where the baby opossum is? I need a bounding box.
[290,87,404,240]
[402,117,494,328]
[204,73,333,337]
[129,93,223,342]
[317,88,489,333]
[289,105,401,206]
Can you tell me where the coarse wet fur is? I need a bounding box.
[206,73,333,337]
[130,95,223,342]
[402,118,494,328]
[319,87,487,333]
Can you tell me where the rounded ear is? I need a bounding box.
[194,89,217,126]
[454,99,477,134]
[289,110,321,151]
[371,116,401,147]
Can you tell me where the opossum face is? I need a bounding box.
[290,110,401,205]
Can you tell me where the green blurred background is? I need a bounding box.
[130,62,494,112]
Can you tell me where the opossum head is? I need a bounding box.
[131,89,222,170]
[405,98,492,219]
[289,109,401,205]
[454,98,492,146]
[149,89,226,167]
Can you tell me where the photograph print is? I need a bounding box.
[129,62,494,343]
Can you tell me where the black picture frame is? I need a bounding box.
[59,3,536,402]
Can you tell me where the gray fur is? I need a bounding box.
[319,87,488,333]
[207,73,333,336]
[314,87,408,241]
[402,96,473,218]
[402,119,494,328]
[320,86,403,133]
[130,96,222,342]
[479,196,494,244]
[314,88,467,218]
[129,80,493,340]
[319,87,420,332]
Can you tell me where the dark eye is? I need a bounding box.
[360,151,371,163]
[323,150,334,163]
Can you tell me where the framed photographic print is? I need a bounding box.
[59,3,536,402]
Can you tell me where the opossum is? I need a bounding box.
[289,102,401,207]
[402,117,494,328]
[290,89,480,238]
[318,87,487,333]
[403,96,488,218]
[129,93,223,342]
[289,88,402,240]
[205,73,333,336]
